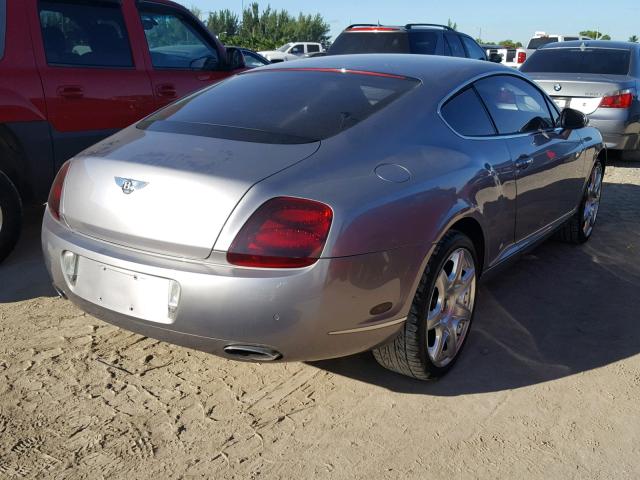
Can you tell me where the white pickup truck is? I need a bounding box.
[484,32,592,69]
[258,42,325,63]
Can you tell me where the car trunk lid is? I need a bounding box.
[529,73,635,114]
[62,128,320,259]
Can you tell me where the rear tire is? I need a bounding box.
[556,159,603,244]
[373,231,478,380]
[0,170,22,263]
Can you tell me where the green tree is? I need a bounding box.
[203,3,330,51]
[189,6,203,21]
[629,35,639,43]
[447,18,457,31]
[498,39,523,48]
[206,9,240,40]
[580,30,611,40]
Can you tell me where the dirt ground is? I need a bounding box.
[1,160,639,479]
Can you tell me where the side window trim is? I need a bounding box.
[470,85,499,134]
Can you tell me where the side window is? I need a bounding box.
[243,51,267,68]
[290,44,305,55]
[461,36,486,60]
[445,33,465,58]
[307,44,320,53]
[408,31,439,55]
[475,76,554,134]
[139,10,218,70]
[38,1,133,67]
[441,87,496,136]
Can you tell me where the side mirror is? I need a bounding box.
[560,108,588,129]
[225,47,246,71]
[489,53,503,63]
[189,54,219,71]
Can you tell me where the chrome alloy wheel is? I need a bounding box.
[583,163,603,238]
[426,248,476,367]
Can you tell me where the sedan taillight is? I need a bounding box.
[599,90,634,109]
[517,52,527,64]
[227,197,333,268]
[47,161,71,220]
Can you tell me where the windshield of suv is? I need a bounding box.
[329,32,410,55]
[527,37,559,49]
[521,48,631,75]
[139,69,420,144]
[277,43,292,52]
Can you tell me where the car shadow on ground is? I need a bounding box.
[313,180,640,395]
[0,206,56,303]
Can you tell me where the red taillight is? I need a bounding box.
[47,161,71,220]
[600,91,634,109]
[517,52,527,64]
[227,197,333,269]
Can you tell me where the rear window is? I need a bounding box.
[0,0,5,60]
[521,48,631,75]
[527,37,559,49]
[329,32,410,55]
[139,70,420,144]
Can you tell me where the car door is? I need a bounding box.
[289,44,305,58]
[136,3,231,109]
[29,0,156,168]
[474,75,585,242]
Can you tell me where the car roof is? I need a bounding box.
[252,53,517,88]
[540,40,639,50]
[342,24,456,33]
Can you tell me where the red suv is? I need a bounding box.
[0,0,245,262]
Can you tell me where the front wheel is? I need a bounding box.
[556,160,603,244]
[373,231,478,380]
[0,170,22,263]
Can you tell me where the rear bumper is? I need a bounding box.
[589,111,640,151]
[42,210,428,362]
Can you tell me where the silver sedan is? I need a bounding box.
[521,40,640,160]
[42,55,604,380]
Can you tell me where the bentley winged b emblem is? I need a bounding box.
[115,177,149,195]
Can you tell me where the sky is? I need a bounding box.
[177,0,640,44]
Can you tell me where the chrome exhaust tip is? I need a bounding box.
[223,345,282,362]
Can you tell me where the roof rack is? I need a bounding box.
[405,23,454,31]
[346,23,381,29]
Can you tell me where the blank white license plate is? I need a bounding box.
[73,256,174,324]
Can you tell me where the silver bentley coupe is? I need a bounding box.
[42,55,604,380]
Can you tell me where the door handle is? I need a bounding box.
[515,155,534,170]
[57,85,84,99]
[156,83,177,98]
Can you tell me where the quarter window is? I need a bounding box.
[474,76,554,134]
[461,36,486,60]
[139,10,218,69]
[409,31,439,55]
[445,34,466,58]
[38,0,133,67]
[441,87,496,136]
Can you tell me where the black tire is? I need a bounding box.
[0,170,22,264]
[373,231,478,380]
[555,159,603,245]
